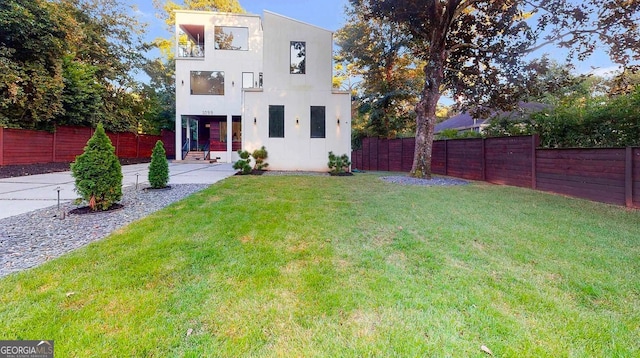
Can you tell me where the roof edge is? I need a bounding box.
[263,10,334,33]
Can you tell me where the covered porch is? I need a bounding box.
[176,115,242,162]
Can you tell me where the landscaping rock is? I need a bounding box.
[0,184,208,278]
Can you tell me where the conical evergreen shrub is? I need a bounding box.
[148,140,169,188]
[71,123,122,211]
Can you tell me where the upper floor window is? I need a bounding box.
[178,25,204,58]
[290,41,306,74]
[215,26,249,50]
[242,72,254,88]
[190,71,224,95]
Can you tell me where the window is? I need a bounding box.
[190,71,224,95]
[178,25,204,58]
[290,41,306,74]
[269,105,285,138]
[220,121,242,142]
[310,106,326,138]
[242,72,254,88]
[215,26,249,50]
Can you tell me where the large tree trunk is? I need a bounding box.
[410,52,445,179]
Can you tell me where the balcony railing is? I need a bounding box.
[178,42,204,58]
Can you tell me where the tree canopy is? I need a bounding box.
[336,3,424,140]
[352,0,640,178]
[0,0,155,132]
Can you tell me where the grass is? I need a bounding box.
[0,173,639,357]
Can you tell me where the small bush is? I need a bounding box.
[71,123,122,211]
[148,140,169,188]
[233,150,252,174]
[252,146,269,170]
[328,152,351,174]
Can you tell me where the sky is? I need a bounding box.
[133,0,349,43]
[131,0,624,83]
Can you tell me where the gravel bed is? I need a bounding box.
[0,184,209,278]
[380,176,469,186]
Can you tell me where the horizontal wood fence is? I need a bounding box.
[0,126,175,166]
[352,136,639,208]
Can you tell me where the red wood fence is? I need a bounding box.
[0,126,175,166]
[352,136,639,208]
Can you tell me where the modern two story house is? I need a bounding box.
[174,10,351,171]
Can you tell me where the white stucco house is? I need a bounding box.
[174,10,351,171]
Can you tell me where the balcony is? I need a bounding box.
[178,24,205,58]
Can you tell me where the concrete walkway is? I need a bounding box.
[0,162,236,219]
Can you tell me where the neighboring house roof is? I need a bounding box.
[435,102,547,133]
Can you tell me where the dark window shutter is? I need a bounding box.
[310,106,326,138]
[269,105,285,138]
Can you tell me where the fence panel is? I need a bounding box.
[388,140,403,172]
[431,140,446,175]
[116,132,138,158]
[161,130,176,159]
[0,128,4,165]
[485,136,534,188]
[3,128,53,165]
[536,148,627,205]
[445,138,484,180]
[54,126,93,162]
[138,135,157,158]
[362,138,371,170]
[401,138,415,172]
[378,139,390,171]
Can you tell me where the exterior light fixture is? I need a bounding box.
[254,117,257,125]
[337,118,340,125]
[181,80,184,86]
[296,117,299,124]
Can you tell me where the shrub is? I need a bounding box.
[328,152,351,174]
[252,146,269,170]
[148,140,169,188]
[233,150,252,174]
[71,123,122,211]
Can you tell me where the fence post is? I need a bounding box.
[626,147,633,208]
[0,127,4,166]
[531,134,539,189]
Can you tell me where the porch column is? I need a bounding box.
[175,114,182,161]
[226,114,233,162]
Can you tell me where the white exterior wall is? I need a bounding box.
[243,11,351,171]
[174,11,263,161]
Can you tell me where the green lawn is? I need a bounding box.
[1,174,639,357]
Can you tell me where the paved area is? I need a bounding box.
[0,162,235,219]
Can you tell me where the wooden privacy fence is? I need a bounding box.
[352,136,640,208]
[0,126,175,166]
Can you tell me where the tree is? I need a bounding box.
[355,0,640,178]
[1,0,152,132]
[71,123,123,211]
[336,3,423,139]
[0,0,67,129]
[148,140,169,188]
[153,0,244,31]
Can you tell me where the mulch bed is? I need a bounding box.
[68,203,124,215]
[0,158,151,179]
